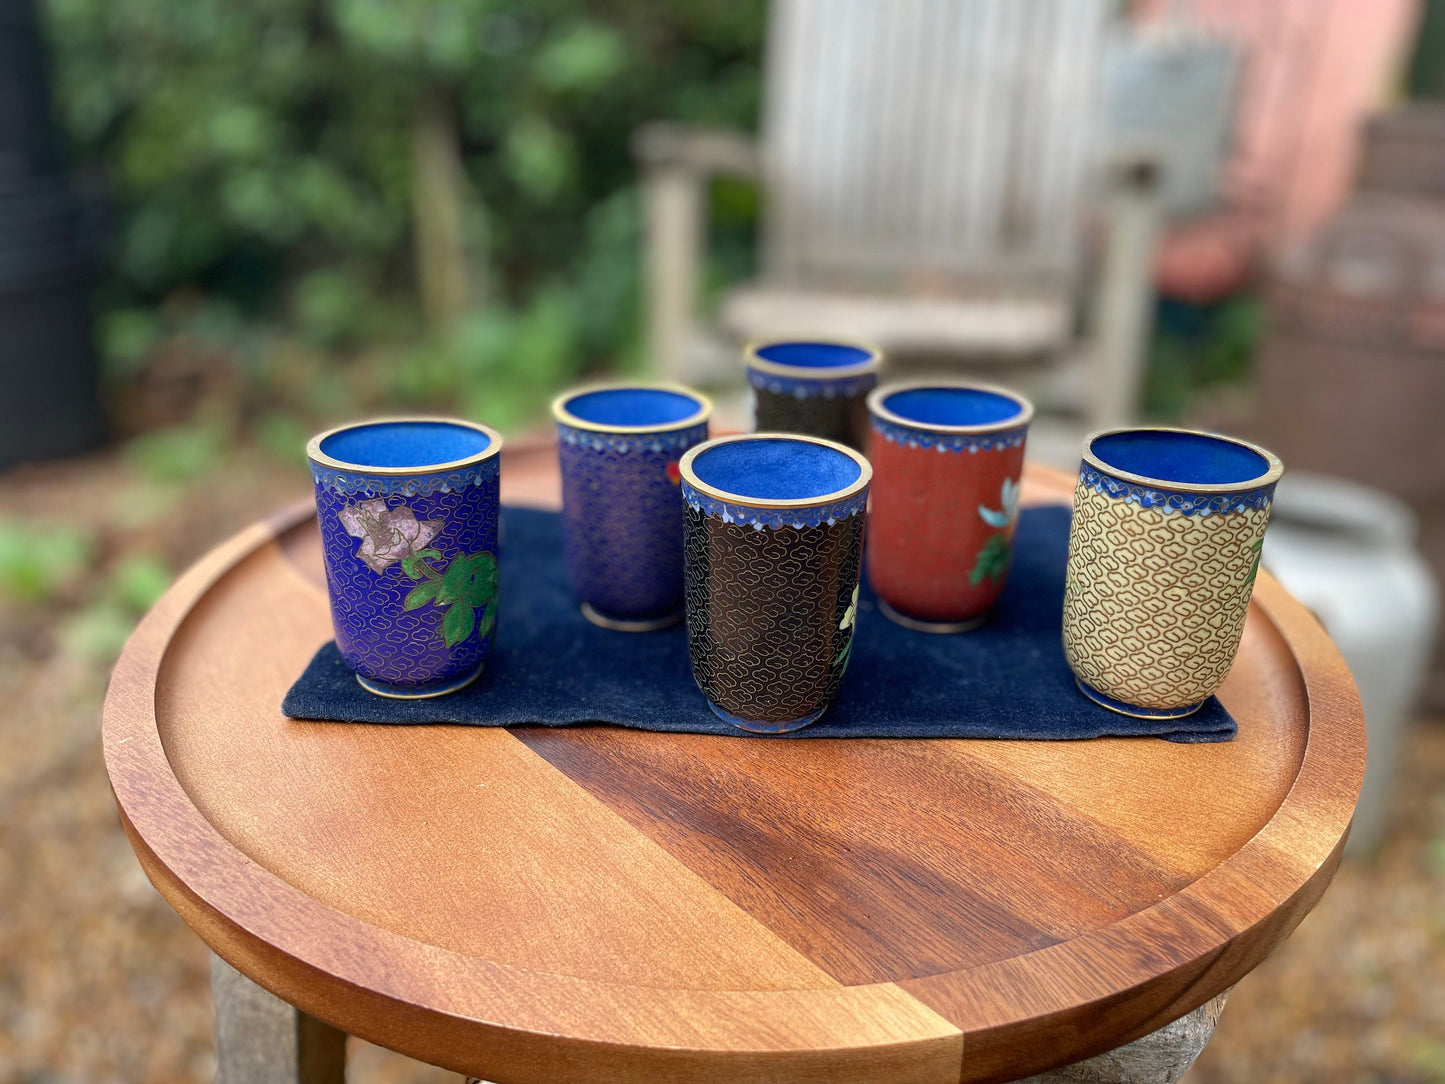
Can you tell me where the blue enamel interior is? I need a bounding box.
[564,387,703,428]
[691,438,861,500]
[882,387,1023,427]
[756,341,873,369]
[1090,430,1270,486]
[319,420,490,469]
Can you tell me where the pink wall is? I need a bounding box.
[1136,0,1419,298]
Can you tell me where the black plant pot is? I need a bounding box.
[0,0,103,468]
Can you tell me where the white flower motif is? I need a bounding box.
[338,499,443,574]
[839,584,859,630]
[978,477,1020,530]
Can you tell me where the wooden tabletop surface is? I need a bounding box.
[102,441,1365,1084]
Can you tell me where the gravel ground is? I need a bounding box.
[1,446,1441,1084]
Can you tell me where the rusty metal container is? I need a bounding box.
[1257,104,1445,708]
[1357,103,1445,200]
[1257,194,1445,505]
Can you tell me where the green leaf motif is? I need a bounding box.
[402,548,444,581]
[476,605,496,642]
[437,553,473,604]
[462,553,498,607]
[442,602,476,647]
[463,581,496,608]
[1244,538,1264,588]
[405,548,498,644]
[403,580,439,610]
[969,533,1012,586]
[469,551,497,581]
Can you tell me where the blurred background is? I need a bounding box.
[2,0,1444,1080]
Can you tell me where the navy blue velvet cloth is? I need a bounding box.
[283,506,1237,742]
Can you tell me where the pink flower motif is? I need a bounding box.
[338,499,444,574]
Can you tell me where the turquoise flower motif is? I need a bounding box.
[978,477,1020,530]
[972,478,1020,585]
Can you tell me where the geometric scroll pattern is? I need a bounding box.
[1062,480,1272,710]
[683,503,863,725]
[753,384,871,451]
[557,421,708,621]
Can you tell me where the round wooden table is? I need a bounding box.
[103,448,1364,1084]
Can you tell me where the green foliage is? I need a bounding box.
[293,267,376,345]
[534,21,627,94]
[504,115,576,204]
[0,516,171,657]
[60,554,174,660]
[124,422,226,483]
[110,554,172,612]
[1426,835,1445,878]
[40,0,767,418]
[1145,296,1264,419]
[97,308,162,377]
[1411,1036,1445,1084]
[253,410,312,469]
[0,522,94,603]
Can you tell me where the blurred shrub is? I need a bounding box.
[62,554,173,660]
[1145,295,1264,419]
[0,523,94,603]
[40,0,765,427]
[124,421,226,482]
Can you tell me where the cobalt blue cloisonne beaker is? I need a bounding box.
[307,417,502,698]
[553,384,711,631]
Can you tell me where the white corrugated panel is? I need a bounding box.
[761,0,1109,286]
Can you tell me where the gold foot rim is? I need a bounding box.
[1073,677,1206,720]
[580,602,684,633]
[877,598,989,634]
[355,663,485,700]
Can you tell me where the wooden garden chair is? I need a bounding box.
[634,0,1165,429]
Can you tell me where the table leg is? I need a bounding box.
[212,953,347,1084]
[1015,992,1229,1084]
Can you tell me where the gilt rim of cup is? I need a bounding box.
[551,382,713,435]
[1082,426,1284,495]
[744,338,883,380]
[306,416,504,476]
[678,432,873,510]
[866,380,1035,434]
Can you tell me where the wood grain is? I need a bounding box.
[102,450,1365,1084]
[160,543,840,991]
[518,728,1187,984]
